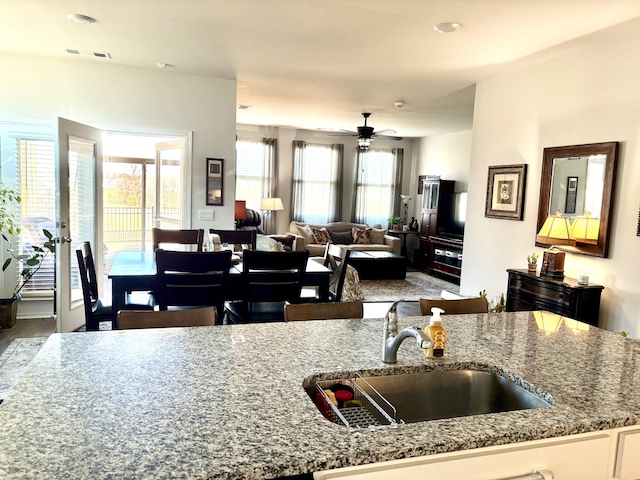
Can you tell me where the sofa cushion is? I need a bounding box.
[330,230,352,244]
[256,234,284,252]
[369,227,387,244]
[352,227,371,245]
[349,244,392,252]
[297,224,316,244]
[312,227,332,245]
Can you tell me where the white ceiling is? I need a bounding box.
[2,1,640,138]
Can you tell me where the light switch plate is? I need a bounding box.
[198,209,214,221]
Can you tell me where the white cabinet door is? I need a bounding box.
[614,428,640,480]
[314,432,612,480]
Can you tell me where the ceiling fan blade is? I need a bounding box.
[372,129,397,135]
[327,131,358,136]
[374,134,403,141]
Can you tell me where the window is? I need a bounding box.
[235,137,277,231]
[352,148,403,226]
[0,122,56,295]
[291,141,343,224]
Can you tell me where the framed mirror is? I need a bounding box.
[536,142,619,258]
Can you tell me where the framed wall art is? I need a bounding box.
[485,164,527,221]
[206,158,224,206]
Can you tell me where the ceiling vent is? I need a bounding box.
[65,49,111,59]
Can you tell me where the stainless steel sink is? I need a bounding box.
[356,369,551,424]
[309,369,551,428]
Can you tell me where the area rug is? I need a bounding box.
[0,337,48,402]
[359,271,459,302]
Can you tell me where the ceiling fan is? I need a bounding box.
[332,113,403,149]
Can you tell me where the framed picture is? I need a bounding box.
[206,158,223,206]
[565,176,578,214]
[485,164,527,220]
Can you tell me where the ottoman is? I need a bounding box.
[348,251,406,280]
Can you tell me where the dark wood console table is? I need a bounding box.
[506,269,604,327]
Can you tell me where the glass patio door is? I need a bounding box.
[55,118,102,333]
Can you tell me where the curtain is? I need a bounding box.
[352,148,403,227]
[291,141,343,224]
[261,138,278,234]
[235,137,277,232]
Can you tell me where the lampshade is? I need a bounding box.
[571,212,599,245]
[536,211,575,246]
[400,194,412,205]
[260,197,284,211]
[357,137,372,150]
[234,200,247,220]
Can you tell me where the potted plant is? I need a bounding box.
[387,215,403,230]
[527,252,539,272]
[0,185,55,329]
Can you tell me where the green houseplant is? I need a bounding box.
[387,215,403,230]
[0,185,55,328]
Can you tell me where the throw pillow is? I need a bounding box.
[352,227,371,245]
[341,265,365,302]
[312,227,332,245]
[297,224,316,244]
[369,227,386,244]
[330,230,353,245]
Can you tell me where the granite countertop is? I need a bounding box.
[1,311,640,479]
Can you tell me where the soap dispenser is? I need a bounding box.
[425,307,446,359]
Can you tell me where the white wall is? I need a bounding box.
[0,52,237,317]
[462,32,640,336]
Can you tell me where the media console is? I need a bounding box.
[427,236,463,284]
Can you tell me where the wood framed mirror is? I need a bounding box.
[536,142,619,258]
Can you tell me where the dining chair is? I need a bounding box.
[284,301,363,322]
[116,306,217,330]
[155,249,232,325]
[209,229,257,251]
[152,227,204,252]
[76,242,155,331]
[419,297,489,316]
[301,243,351,302]
[225,250,310,323]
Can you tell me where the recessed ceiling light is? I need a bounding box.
[237,105,252,110]
[433,22,461,34]
[66,13,96,24]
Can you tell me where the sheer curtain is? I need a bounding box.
[352,148,403,227]
[235,137,277,232]
[291,141,343,224]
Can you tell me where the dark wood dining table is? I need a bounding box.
[107,251,331,327]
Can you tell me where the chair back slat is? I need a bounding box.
[324,244,351,302]
[419,297,489,315]
[152,228,204,252]
[209,229,257,251]
[117,307,217,329]
[284,301,363,321]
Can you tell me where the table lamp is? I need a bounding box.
[234,200,247,229]
[571,211,599,245]
[536,211,575,278]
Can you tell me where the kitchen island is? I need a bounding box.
[1,311,639,479]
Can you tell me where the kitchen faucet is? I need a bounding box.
[382,300,432,363]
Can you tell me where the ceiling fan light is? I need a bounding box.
[357,137,372,149]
